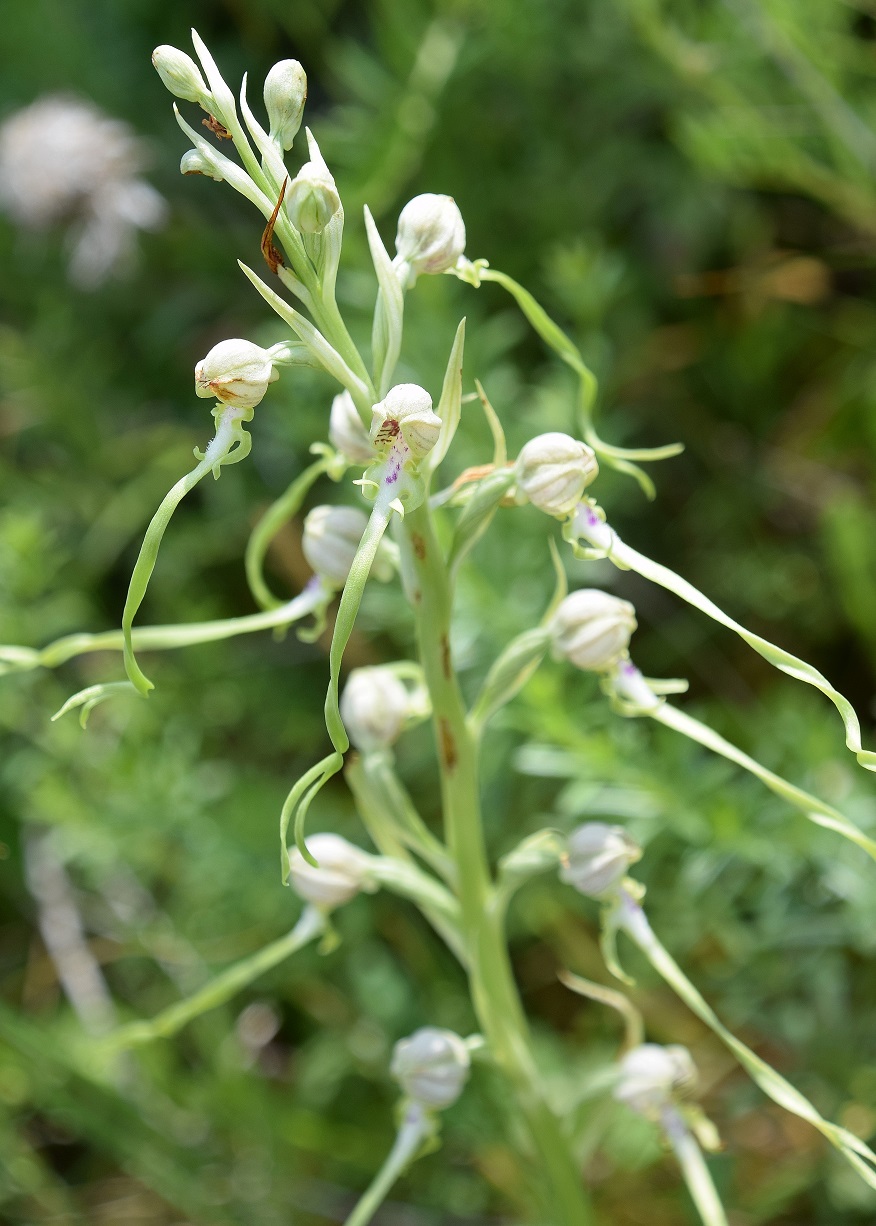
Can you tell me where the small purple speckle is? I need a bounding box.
[587,511,599,526]
[386,470,398,484]
[622,662,637,677]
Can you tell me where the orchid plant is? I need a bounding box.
[4,30,876,1225]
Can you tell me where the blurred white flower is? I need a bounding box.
[0,95,167,288]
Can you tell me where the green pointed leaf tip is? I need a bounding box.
[426,319,466,474]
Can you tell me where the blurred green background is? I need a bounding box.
[2,0,876,1222]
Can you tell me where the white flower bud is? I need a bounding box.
[614,1044,697,1119]
[286,161,340,234]
[288,833,374,910]
[550,589,637,672]
[329,391,374,464]
[180,148,224,181]
[340,667,410,752]
[560,822,642,898]
[263,59,307,150]
[391,1027,470,1110]
[370,384,441,459]
[516,433,598,517]
[395,193,466,283]
[302,504,368,588]
[152,46,209,105]
[195,339,279,409]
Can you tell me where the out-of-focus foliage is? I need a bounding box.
[1,0,876,1222]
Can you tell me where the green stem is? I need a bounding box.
[401,502,592,1226]
[312,290,376,407]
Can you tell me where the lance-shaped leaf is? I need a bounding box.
[426,318,466,475]
[302,128,344,300]
[468,627,552,735]
[469,538,567,735]
[364,205,404,397]
[447,467,515,576]
[238,261,371,413]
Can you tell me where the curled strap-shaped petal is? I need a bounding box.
[461,265,683,498]
[648,699,876,862]
[426,318,465,474]
[280,504,395,876]
[107,905,324,1049]
[576,515,876,773]
[122,406,253,697]
[245,457,335,610]
[615,891,876,1192]
[343,1102,434,1226]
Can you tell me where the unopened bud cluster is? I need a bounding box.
[614,1043,697,1120]
[516,432,598,517]
[551,589,637,673]
[287,833,375,910]
[391,1027,470,1110]
[560,822,642,899]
